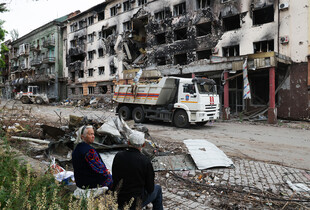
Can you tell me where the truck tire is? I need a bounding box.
[173,110,190,128]
[118,106,132,121]
[21,96,30,104]
[132,107,146,123]
[35,97,43,104]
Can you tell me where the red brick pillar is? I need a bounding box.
[223,71,230,120]
[268,67,277,124]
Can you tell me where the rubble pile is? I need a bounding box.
[60,95,116,110]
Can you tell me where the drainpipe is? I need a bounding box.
[223,71,230,120]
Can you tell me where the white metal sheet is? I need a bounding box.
[184,139,234,170]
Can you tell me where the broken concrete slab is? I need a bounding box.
[184,139,234,170]
[151,154,196,171]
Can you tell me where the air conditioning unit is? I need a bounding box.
[280,36,289,44]
[116,3,121,8]
[279,3,289,10]
[212,47,219,54]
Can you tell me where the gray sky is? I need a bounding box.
[1,0,104,40]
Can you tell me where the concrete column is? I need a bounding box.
[223,71,230,120]
[268,67,277,124]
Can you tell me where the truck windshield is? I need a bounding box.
[197,83,217,94]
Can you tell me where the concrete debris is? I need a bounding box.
[11,136,50,144]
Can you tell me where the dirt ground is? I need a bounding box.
[2,100,308,170]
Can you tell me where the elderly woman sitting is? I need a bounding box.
[72,125,113,190]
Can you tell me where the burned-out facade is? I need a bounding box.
[69,0,307,121]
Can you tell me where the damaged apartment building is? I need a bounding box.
[7,14,73,102]
[64,0,309,121]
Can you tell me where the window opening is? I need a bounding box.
[98,11,105,21]
[99,66,105,75]
[99,86,108,94]
[156,57,166,66]
[88,51,94,60]
[197,49,212,60]
[123,1,131,11]
[138,0,147,6]
[223,14,240,31]
[174,28,187,41]
[88,68,94,77]
[123,21,132,32]
[196,22,211,36]
[88,86,95,94]
[222,45,239,57]
[88,16,94,25]
[253,6,274,25]
[78,70,84,78]
[174,53,187,65]
[79,87,83,94]
[110,6,117,16]
[197,0,210,9]
[98,48,104,57]
[253,40,274,53]
[174,2,186,16]
[155,33,166,44]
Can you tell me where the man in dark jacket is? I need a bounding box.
[112,130,163,210]
[72,125,113,189]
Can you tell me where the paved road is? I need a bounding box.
[1,100,310,170]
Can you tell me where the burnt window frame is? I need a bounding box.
[78,70,84,78]
[98,11,105,21]
[222,14,241,31]
[173,2,186,16]
[110,64,117,75]
[99,85,108,94]
[98,48,104,57]
[123,1,131,12]
[197,49,212,60]
[174,53,188,65]
[155,33,166,45]
[253,6,274,25]
[253,39,274,53]
[197,0,211,9]
[222,45,240,57]
[174,27,188,41]
[196,22,212,36]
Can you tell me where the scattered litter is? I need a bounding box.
[287,180,310,192]
[11,136,50,144]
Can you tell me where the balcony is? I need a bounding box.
[31,58,42,67]
[43,39,55,48]
[69,46,86,56]
[28,74,56,83]
[42,56,56,64]
[30,45,41,52]
[69,61,84,72]
[20,64,29,70]
[19,50,30,57]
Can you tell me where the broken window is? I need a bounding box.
[156,56,166,66]
[88,86,95,94]
[174,28,187,41]
[253,40,274,53]
[174,2,186,16]
[98,11,105,21]
[222,45,239,57]
[103,26,116,38]
[155,10,166,20]
[71,88,75,95]
[99,85,108,94]
[138,0,147,6]
[123,21,132,32]
[223,14,240,31]
[110,64,116,75]
[78,70,84,78]
[155,33,166,44]
[71,72,75,82]
[70,40,76,48]
[88,68,94,77]
[123,1,131,12]
[88,16,94,25]
[79,87,83,94]
[196,22,211,36]
[99,66,105,75]
[110,6,117,16]
[70,23,77,32]
[197,0,210,9]
[79,20,86,29]
[88,51,94,60]
[88,34,94,43]
[98,31,102,39]
[253,6,274,25]
[197,49,212,60]
[174,53,187,65]
[98,48,104,57]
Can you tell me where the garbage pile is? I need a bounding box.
[60,95,115,109]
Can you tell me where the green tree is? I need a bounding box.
[0,3,8,68]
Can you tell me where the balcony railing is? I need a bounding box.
[42,56,56,64]
[68,46,86,56]
[43,39,55,48]
[31,59,42,66]
[30,45,41,52]
[19,50,30,56]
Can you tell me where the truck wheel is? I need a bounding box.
[21,96,30,104]
[118,106,132,120]
[173,110,190,128]
[35,97,43,104]
[132,107,146,123]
